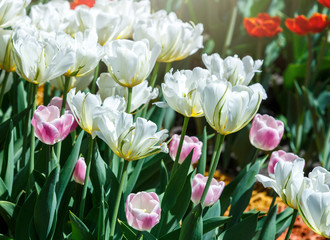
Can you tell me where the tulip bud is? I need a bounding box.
[169,134,203,164]
[191,174,225,207]
[73,157,86,185]
[125,192,161,231]
[268,150,299,176]
[249,114,284,151]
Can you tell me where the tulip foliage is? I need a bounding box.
[0,0,329,240]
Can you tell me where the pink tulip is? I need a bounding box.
[31,105,74,145]
[48,96,78,132]
[125,192,161,231]
[169,134,203,164]
[268,150,299,176]
[73,157,86,185]
[191,174,225,207]
[249,114,284,151]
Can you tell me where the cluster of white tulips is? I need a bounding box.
[0,0,329,239]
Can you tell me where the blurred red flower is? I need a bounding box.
[318,0,330,8]
[244,13,282,38]
[285,13,329,35]
[70,0,95,9]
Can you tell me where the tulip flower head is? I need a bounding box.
[133,10,203,62]
[202,53,263,86]
[244,13,282,38]
[285,13,330,35]
[0,29,15,72]
[0,0,31,28]
[93,111,168,161]
[318,0,330,8]
[191,174,225,206]
[97,73,158,113]
[268,150,299,176]
[161,67,209,117]
[199,80,267,135]
[256,158,305,209]
[73,157,87,185]
[31,105,74,145]
[71,0,95,9]
[102,39,160,88]
[249,114,284,151]
[126,192,161,231]
[169,134,203,165]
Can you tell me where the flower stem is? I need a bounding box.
[56,75,71,161]
[150,61,160,88]
[256,37,264,83]
[222,1,238,56]
[27,83,38,193]
[284,209,298,240]
[170,116,190,178]
[79,136,94,219]
[110,160,129,239]
[185,0,198,23]
[200,134,225,205]
[91,63,100,94]
[0,71,9,107]
[126,87,133,113]
[165,62,171,74]
[305,34,313,87]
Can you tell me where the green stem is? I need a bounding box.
[222,1,238,56]
[186,0,198,23]
[27,83,38,193]
[250,148,260,164]
[135,231,141,240]
[305,34,312,87]
[79,136,94,219]
[110,160,129,239]
[56,75,71,161]
[284,209,298,240]
[0,71,9,107]
[200,134,225,205]
[170,116,190,178]
[91,64,100,94]
[197,126,207,174]
[150,61,160,88]
[126,87,133,113]
[165,62,172,74]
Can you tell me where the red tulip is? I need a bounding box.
[70,0,95,9]
[318,0,330,8]
[244,13,282,38]
[285,13,329,35]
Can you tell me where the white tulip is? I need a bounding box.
[29,1,73,32]
[97,73,158,113]
[74,5,128,46]
[298,189,330,238]
[202,53,263,86]
[67,88,126,136]
[50,69,95,92]
[12,27,75,85]
[0,0,31,28]
[0,29,14,72]
[256,158,305,209]
[102,39,160,88]
[93,111,168,161]
[94,0,150,39]
[306,166,330,192]
[58,30,103,77]
[133,10,203,62]
[161,67,209,117]
[199,79,266,135]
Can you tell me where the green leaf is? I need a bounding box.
[69,211,93,240]
[203,216,232,234]
[179,204,203,240]
[162,151,193,212]
[218,213,258,240]
[197,126,207,174]
[15,191,37,240]
[0,178,8,199]
[118,219,136,240]
[2,121,14,196]
[125,158,145,198]
[0,201,15,231]
[257,204,277,240]
[157,160,168,194]
[34,167,59,240]
[275,208,294,238]
[56,131,84,207]
[283,64,305,89]
[97,186,105,240]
